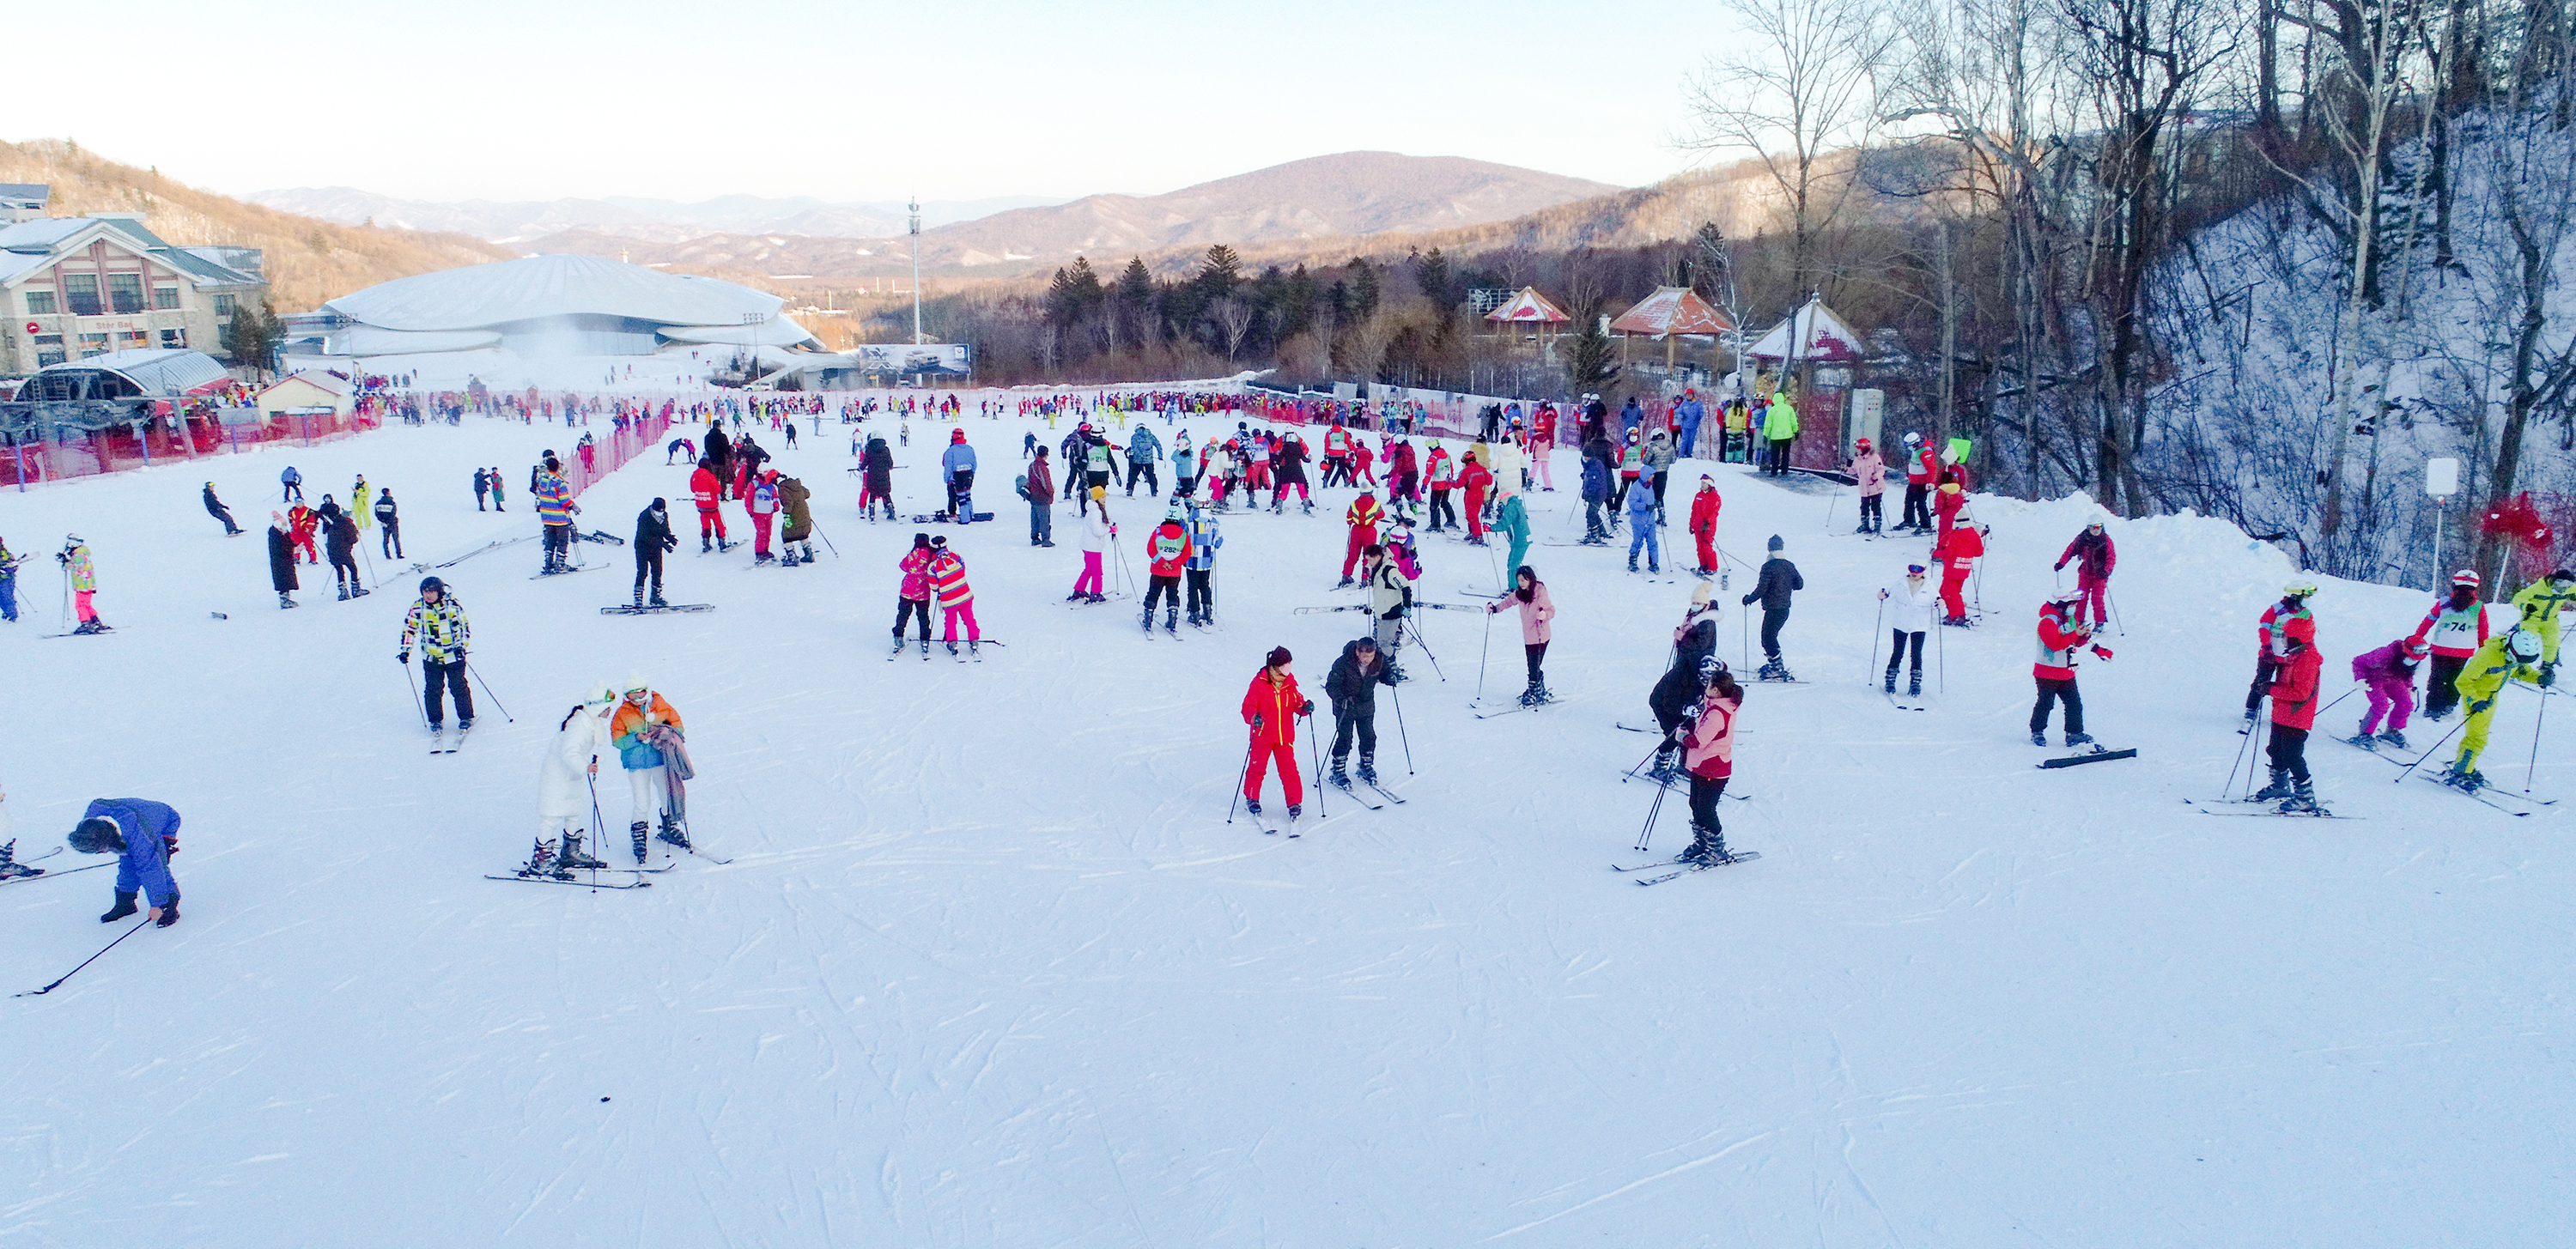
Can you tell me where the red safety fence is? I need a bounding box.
[558,412,671,500]
[3,405,382,491]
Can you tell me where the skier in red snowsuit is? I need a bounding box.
[1340,493,1384,584]
[1687,475,1722,575]
[2054,520,2117,627]
[1458,454,1493,543]
[1934,521,1984,625]
[2029,592,2099,748]
[689,458,727,551]
[1240,647,1313,818]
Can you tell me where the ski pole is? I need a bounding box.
[2527,683,2547,793]
[2393,713,2470,782]
[1401,617,1446,682]
[1226,734,1253,824]
[1474,609,1492,704]
[2226,697,2264,797]
[810,519,841,559]
[1868,599,1883,686]
[1390,682,1414,774]
[1935,609,1946,694]
[1823,489,1838,532]
[465,660,515,723]
[16,916,150,997]
[401,658,428,729]
[1633,772,1670,852]
[1304,709,1327,818]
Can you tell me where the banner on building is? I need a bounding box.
[854,343,972,377]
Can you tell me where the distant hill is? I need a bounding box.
[2,138,512,313]
[249,189,1066,246]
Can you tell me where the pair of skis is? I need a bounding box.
[1613,851,1764,884]
[601,603,715,615]
[1327,777,1407,810]
[429,725,473,755]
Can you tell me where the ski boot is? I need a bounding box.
[2063,731,2095,749]
[101,889,140,923]
[336,585,350,602]
[1883,670,1898,694]
[1287,803,1303,820]
[655,812,691,850]
[1330,759,1352,791]
[1086,593,1108,605]
[633,587,647,609]
[1301,500,1314,516]
[2344,734,2378,752]
[2376,730,2407,750]
[648,591,668,609]
[2251,767,2293,801]
[1165,609,1179,634]
[630,821,650,864]
[1627,557,1638,573]
[2277,779,2323,815]
[1337,575,1355,588]
[1681,825,1728,865]
[1245,799,1262,816]
[1358,758,1378,786]
[890,634,907,657]
[920,638,932,659]
[557,830,608,870]
[1907,674,1922,697]
[279,592,298,609]
[0,840,42,881]
[518,837,574,881]
[1649,748,1680,785]
[1529,683,1553,706]
[702,537,714,554]
[946,640,961,657]
[1648,562,1661,574]
[352,585,369,598]
[968,640,981,658]
[1139,608,1154,634]
[2444,763,2487,791]
[2031,731,2049,747]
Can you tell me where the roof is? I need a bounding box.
[658,318,823,348]
[0,183,47,209]
[324,254,800,337]
[0,215,264,287]
[1608,287,1735,337]
[35,349,233,397]
[1482,286,1571,324]
[260,370,352,398]
[1746,298,1864,362]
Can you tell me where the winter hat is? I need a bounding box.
[1698,653,1727,682]
[2283,579,2320,599]
[69,815,124,855]
[951,428,966,443]
[928,534,947,549]
[544,456,562,472]
[1267,646,1293,669]
[1699,473,1714,483]
[1767,534,1783,553]
[1907,563,1927,576]
[1856,437,1871,451]
[1165,500,1186,522]
[1903,432,1922,446]
[622,673,651,699]
[649,497,666,511]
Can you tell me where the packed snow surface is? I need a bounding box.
[1,406,2567,1246]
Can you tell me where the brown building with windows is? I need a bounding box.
[0,203,266,375]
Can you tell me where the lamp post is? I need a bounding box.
[908,197,924,346]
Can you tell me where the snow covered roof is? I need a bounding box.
[34,348,232,397]
[1482,287,1571,324]
[0,215,264,288]
[260,370,351,399]
[1746,298,1864,362]
[658,318,824,348]
[1609,287,1735,337]
[324,254,800,337]
[327,326,504,355]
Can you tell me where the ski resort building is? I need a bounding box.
[283,254,822,360]
[0,206,269,376]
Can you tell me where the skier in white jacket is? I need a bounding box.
[1880,563,1938,696]
[537,685,618,868]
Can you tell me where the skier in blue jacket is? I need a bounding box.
[67,797,184,927]
[940,429,978,522]
[1184,498,1224,626]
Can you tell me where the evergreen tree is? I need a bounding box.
[1195,244,1242,295]
[1116,258,1157,348]
[1566,311,1619,393]
[1414,248,1453,307]
[1349,259,1380,318]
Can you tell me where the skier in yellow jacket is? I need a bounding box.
[2444,628,2550,791]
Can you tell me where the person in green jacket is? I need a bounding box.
[2510,568,2572,685]
[1761,391,1800,478]
[1492,482,1532,591]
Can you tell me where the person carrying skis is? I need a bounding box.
[2348,636,2423,751]
[1486,565,1556,706]
[536,684,617,870]
[1460,452,1495,545]
[374,488,402,558]
[66,797,183,928]
[1325,636,1397,790]
[1184,497,1222,626]
[1125,424,1162,496]
[1339,492,1385,587]
[1848,438,1885,534]
[325,504,366,600]
[2249,582,2321,725]
[632,499,676,608]
[2055,518,2117,627]
[2030,590,2099,749]
[747,469,781,564]
[1142,500,1192,634]
[927,534,981,656]
[1364,542,1413,674]
[1625,464,1662,574]
[203,482,243,536]
[1677,656,1747,864]
[1881,562,1936,695]
[1240,646,1313,821]
[1072,490,1115,603]
[893,532,935,654]
[690,458,729,552]
[2508,568,2572,687]
[1934,519,1985,626]
[610,676,686,861]
[266,512,301,609]
[1687,475,1722,576]
[1741,536,1804,680]
[2251,632,2325,812]
[399,577,472,738]
[1493,481,1532,583]
[1897,431,1935,531]
[2441,626,2552,791]
[941,428,978,522]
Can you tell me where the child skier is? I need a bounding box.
[1849,437,1885,534]
[1240,646,1313,822]
[1142,501,1191,635]
[2055,518,2117,627]
[2443,628,2550,791]
[1687,475,1722,576]
[927,535,981,657]
[1934,520,1985,626]
[1678,656,1748,864]
[1072,489,1115,603]
[1740,536,1804,680]
[2031,590,2099,749]
[2348,637,2423,750]
[2251,634,2325,813]
[1880,563,1936,695]
[1485,565,1556,706]
[2246,582,2320,725]
[65,797,183,927]
[894,533,934,656]
[2410,572,2487,720]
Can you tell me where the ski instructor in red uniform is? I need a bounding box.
[689,457,728,552]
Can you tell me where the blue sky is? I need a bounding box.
[16,0,1726,202]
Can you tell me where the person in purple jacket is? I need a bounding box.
[66,797,183,927]
[2348,636,2425,751]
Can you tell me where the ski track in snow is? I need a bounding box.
[0,406,2567,1246]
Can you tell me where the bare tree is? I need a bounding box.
[1212,298,1257,361]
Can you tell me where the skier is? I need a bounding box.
[2251,632,2325,812]
[632,499,676,608]
[690,458,730,552]
[488,465,507,512]
[1687,475,1722,576]
[1612,430,1643,519]
[1642,427,1676,521]
[1141,500,1192,634]
[927,535,981,657]
[281,464,303,502]
[894,532,935,655]
[2246,581,2320,725]
[610,676,687,861]
[1239,646,1313,821]
[1649,598,1721,777]
[1172,431,1198,500]
[324,505,365,600]
[1339,491,1384,587]
[704,425,733,497]
[747,470,781,564]
[939,428,977,522]
[1485,565,1556,706]
[0,536,19,622]
[1848,438,1885,534]
[267,512,300,609]
[1740,536,1804,680]
[1579,434,1612,545]
[1529,402,1558,490]
[1674,389,1706,461]
[399,577,472,740]
[66,797,183,928]
[535,685,617,871]
[1183,497,1222,627]
[1934,520,1985,626]
[2030,590,2099,748]
[374,488,402,559]
[2055,518,2117,627]
[352,475,372,533]
[534,455,580,573]
[778,475,815,567]
[203,482,243,536]
[58,535,106,634]
[1364,542,1413,674]
[2507,568,2572,686]
[1880,562,1935,695]
[1677,656,1747,864]
[1425,441,1456,531]
[1324,636,1397,789]
[1934,479,1967,539]
[1460,452,1494,545]
[288,502,319,564]
[1072,489,1115,603]
[666,435,696,465]
[1493,481,1532,585]
[1388,437,1421,521]
[1270,428,1312,513]
[1896,431,1935,531]
[473,467,490,512]
[2348,635,2421,750]
[1625,464,1662,573]
[1124,424,1161,496]
[2441,626,2552,790]
[1079,424,1119,515]
[1321,421,1354,488]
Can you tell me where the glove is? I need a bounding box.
[2054,560,2066,571]
[1251,714,1264,731]
[1301,700,1315,716]
[398,651,410,664]
[1680,703,1701,724]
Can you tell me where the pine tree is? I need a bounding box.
[1414,248,1453,307]
[1194,245,1242,299]
[1349,259,1380,318]
[1566,313,1619,393]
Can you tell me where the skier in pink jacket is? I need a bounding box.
[1485,565,1556,706]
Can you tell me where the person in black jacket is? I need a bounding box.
[633,498,677,608]
[203,482,242,535]
[1649,615,1721,778]
[473,467,490,511]
[1324,637,1398,789]
[863,435,896,520]
[267,511,300,609]
[704,426,734,499]
[374,488,402,558]
[324,506,366,600]
[1740,534,1805,681]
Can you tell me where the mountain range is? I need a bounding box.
[245,189,1066,246]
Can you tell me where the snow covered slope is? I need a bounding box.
[0,411,2566,1246]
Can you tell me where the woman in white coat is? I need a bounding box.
[538,685,618,868]
[1880,563,1939,696]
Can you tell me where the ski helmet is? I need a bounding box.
[1699,654,1727,682]
[622,673,650,700]
[1165,501,1186,522]
[2510,628,2543,662]
[2283,579,2320,599]
[418,576,445,595]
[2452,569,2482,588]
[68,816,124,855]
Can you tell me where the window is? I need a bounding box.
[37,349,65,367]
[63,273,101,317]
[33,333,62,348]
[213,294,236,318]
[108,273,144,314]
[152,285,180,311]
[161,328,187,349]
[78,331,109,357]
[23,290,57,315]
[117,329,149,349]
